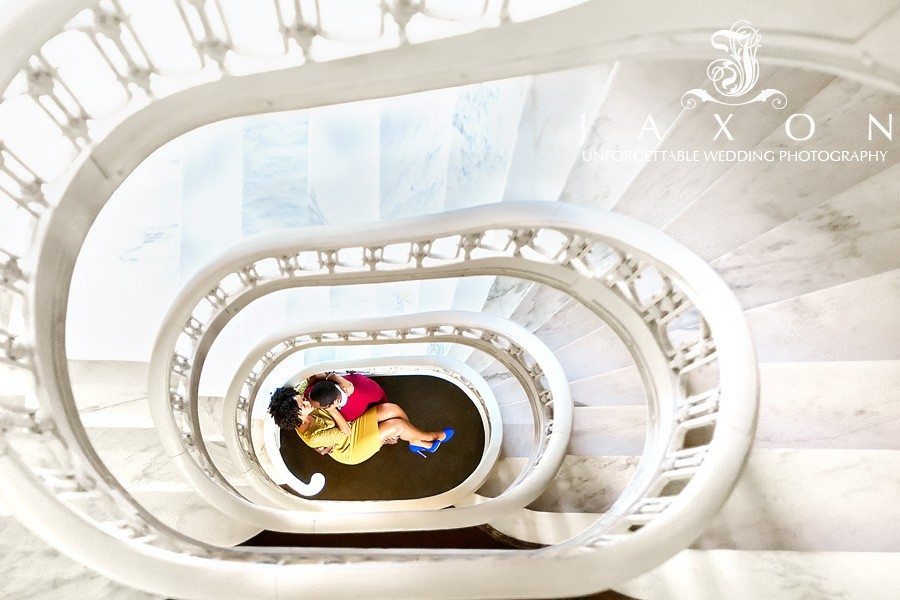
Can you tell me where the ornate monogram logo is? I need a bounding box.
[681,21,786,109]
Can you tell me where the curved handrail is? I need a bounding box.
[233,354,500,504]
[146,199,757,538]
[151,309,568,531]
[3,200,758,598]
[0,1,772,596]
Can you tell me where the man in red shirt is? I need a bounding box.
[301,371,386,422]
[295,371,398,453]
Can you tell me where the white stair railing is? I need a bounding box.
[0,201,759,599]
[148,199,758,535]
[0,1,825,596]
[150,310,568,532]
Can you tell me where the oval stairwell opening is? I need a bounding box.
[277,373,485,501]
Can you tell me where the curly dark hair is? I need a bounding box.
[269,386,301,429]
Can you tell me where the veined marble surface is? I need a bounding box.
[614,67,834,227]
[68,138,183,362]
[694,449,900,552]
[307,100,379,224]
[570,359,899,448]
[128,489,260,547]
[500,406,647,456]
[616,549,900,600]
[569,365,646,406]
[69,359,149,412]
[476,64,614,331]
[502,64,614,203]
[746,269,899,362]
[755,360,900,449]
[0,519,159,600]
[484,449,900,553]
[529,298,606,352]
[85,427,190,492]
[551,322,635,382]
[560,60,707,210]
[379,88,456,219]
[241,111,318,232]
[475,295,608,385]
[443,78,529,210]
[713,163,900,309]
[665,79,898,261]
[478,455,639,514]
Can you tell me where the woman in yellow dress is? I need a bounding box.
[269,381,453,465]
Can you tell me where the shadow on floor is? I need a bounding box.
[278,374,485,501]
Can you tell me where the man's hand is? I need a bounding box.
[383,435,399,445]
[315,446,333,456]
[339,380,354,395]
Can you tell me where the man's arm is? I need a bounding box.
[327,372,354,395]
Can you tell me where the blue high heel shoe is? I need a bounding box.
[408,428,455,457]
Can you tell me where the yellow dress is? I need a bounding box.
[296,406,381,465]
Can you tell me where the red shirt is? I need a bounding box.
[305,373,386,421]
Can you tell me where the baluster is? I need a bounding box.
[27,57,90,147]
[274,0,318,58]
[175,0,231,69]
[0,326,31,369]
[171,353,191,377]
[0,250,28,294]
[510,228,536,257]
[81,7,153,97]
[237,264,260,286]
[383,0,419,45]
[676,388,719,422]
[204,285,228,309]
[0,144,48,217]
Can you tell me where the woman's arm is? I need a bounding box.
[326,406,352,436]
[304,421,347,448]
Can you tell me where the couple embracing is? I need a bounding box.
[268,371,453,465]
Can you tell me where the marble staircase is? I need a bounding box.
[455,64,898,598]
[12,57,895,598]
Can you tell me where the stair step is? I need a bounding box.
[500,406,647,456]
[442,77,529,211]
[0,517,158,599]
[69,360,150,412]
[537,269,899,384]
[482,449,899,552]
[479,455,639,514]
[613,67,834,227]
[664,78,898,262]
[488,508,603,545]
[615,550,899,600]
[746,269,899,362]
[80,396,226,443]
[560,60,707,210]
[470,64,616,336]
[378,88,456,219]
[713,163,900,310]
[502,64,614,203]
[568,360,899,449]
[124,489,261,547]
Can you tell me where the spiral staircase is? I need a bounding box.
[0,1,897,598]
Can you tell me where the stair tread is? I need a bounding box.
[712,163,900,310]
[482,449,900,552]
[663,79,898,262]
[615,549,900,600]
